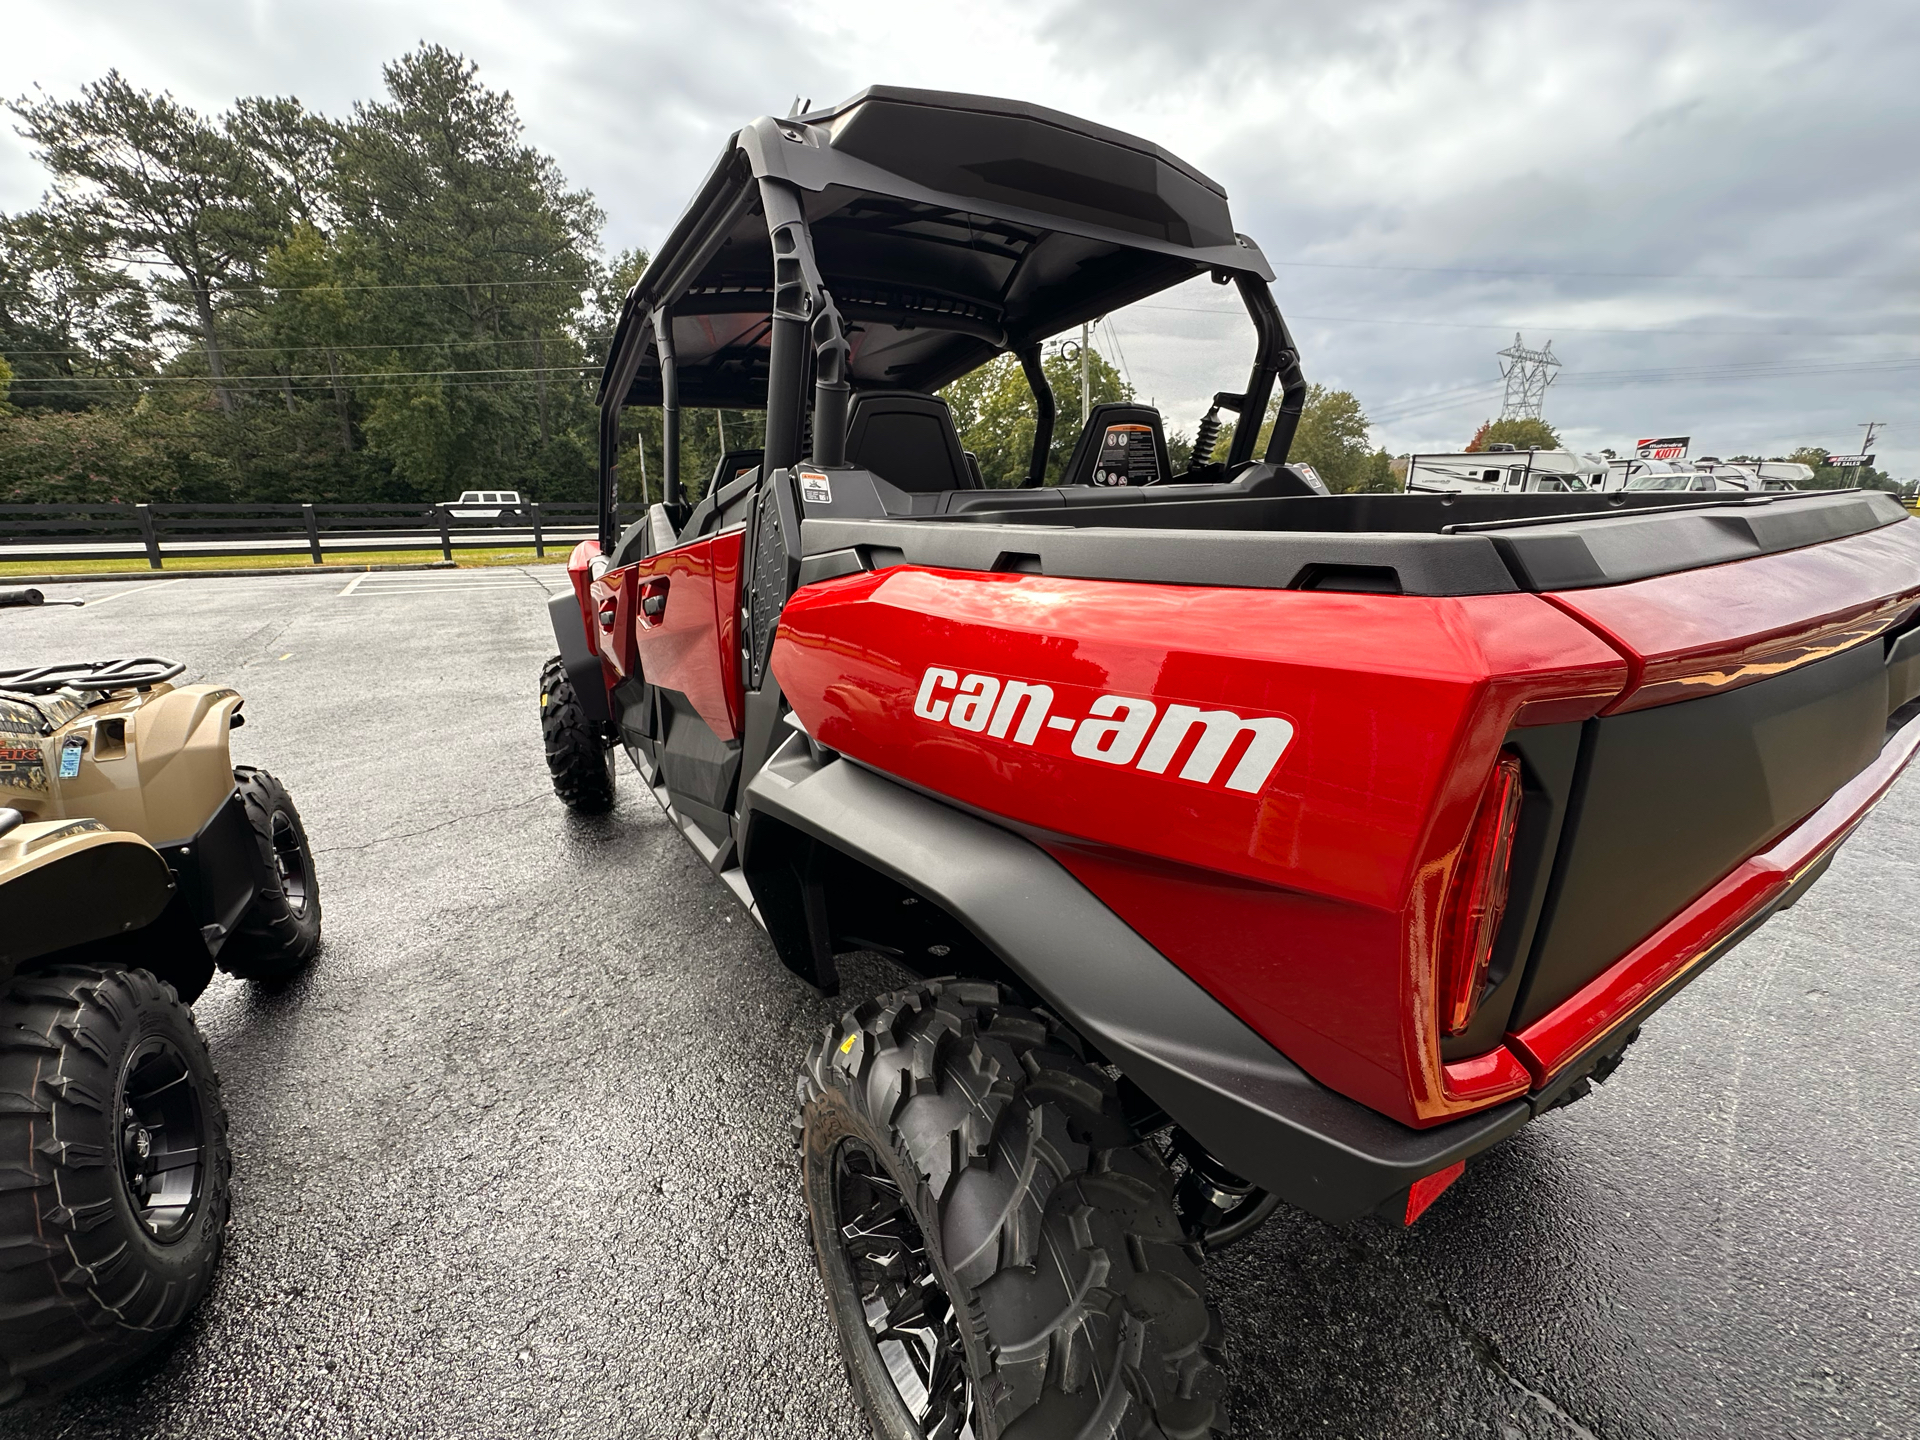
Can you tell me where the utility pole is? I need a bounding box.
[1080,321,1091,425]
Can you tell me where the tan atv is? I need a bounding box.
[0,653,321,1406]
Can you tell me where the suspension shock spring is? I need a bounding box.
[1190,406,1222,468]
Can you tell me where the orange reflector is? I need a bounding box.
[1438,751,1525,1036]
[1405,1161,1466,1225]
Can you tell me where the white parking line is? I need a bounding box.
[71,577,188,607]
[342,582,549,595]
[337,571,372,596]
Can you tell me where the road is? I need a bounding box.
[2,568,1915,1439]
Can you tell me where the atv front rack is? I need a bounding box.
[0,657,186,695]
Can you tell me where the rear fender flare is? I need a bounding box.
[739,739,1527,1226]
[548,591,612,730]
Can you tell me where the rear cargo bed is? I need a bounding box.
[797,485,1911,598]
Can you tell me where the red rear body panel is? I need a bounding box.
[755,521,1920,1131]
[773,566,1627,1126]
[1547,521,1920,714]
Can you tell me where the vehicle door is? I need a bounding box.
[622,523,747,845]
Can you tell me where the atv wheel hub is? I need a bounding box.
[832,1139,975,1439]
[116,1037,209,1242]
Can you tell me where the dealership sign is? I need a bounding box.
[1636,435,1690,460]
[1824,453,1875,468]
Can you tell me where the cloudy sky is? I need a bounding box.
[6,0,1916,473]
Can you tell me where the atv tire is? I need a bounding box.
[220,767,321,982]
[540,655,615,814]
[799,979,1224,1440]
[0,966,231,1407]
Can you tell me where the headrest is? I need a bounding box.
[1061,404,1172,486]
[845,391,977,492]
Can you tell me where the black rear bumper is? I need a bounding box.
[741,738,1528,1226]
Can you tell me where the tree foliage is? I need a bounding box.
[941,344,1131,486]
[1,47,615,504]
[1784,444,1899,493]
[1466,416,1561,452]
[1215,383,1396,493]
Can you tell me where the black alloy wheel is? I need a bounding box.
[117,1035,211,1243]
[832,1140,974,1438]
[269,810,311,918]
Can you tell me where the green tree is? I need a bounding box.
[11,72,287,411]
[327,45,605,498]
[942,342,1130,486]
[1466,417,1561,451]
[1216,383,1393,492]
[4,49,619,506]
[1785,445,1899,493]
[0,207,156,411]
[0,354,12,410]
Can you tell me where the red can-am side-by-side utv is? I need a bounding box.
[539,88,1920,1439]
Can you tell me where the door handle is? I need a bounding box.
[639,578,669,623]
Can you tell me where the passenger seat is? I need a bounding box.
[844,391,980,492]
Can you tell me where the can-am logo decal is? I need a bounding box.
[911,667,1294,794]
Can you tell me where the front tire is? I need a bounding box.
[540,655,615,814]
[0,966,231,1407]
[220,767,321,982]
[799,980,1224,1440]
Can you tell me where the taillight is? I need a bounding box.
[1438,750,1524,1036]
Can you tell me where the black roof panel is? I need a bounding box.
[604,86,1270,411]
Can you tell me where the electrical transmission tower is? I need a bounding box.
[1496,333,1561,421]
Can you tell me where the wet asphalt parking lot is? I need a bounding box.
[1,566,1915,1440]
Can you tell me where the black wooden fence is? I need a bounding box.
[0,502,645,568]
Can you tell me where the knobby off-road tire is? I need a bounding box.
[220,767,322,982]
[540,655,615,815]
[799,980,1224,1440]
[0,966,230,1407]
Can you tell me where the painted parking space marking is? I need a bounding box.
[66,577,188,607]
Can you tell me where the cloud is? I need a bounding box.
[3,0,1915,469]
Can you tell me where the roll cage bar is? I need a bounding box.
[596,87,1309,552]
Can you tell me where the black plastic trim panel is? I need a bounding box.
[1512,640,1891,1029]
[1888,624,1920,714]
[799,518,1518,597]
[1479,491,1908,590]
[742,743,1528,1224]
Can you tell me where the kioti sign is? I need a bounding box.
[1635,436,1690,460]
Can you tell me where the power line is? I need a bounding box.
[1364,353,1920,427]
[1,335,615,358]
[1130,301,1916,338]
[1268,259,1908,282]
[6,363,599,386]
[88,267,598,297]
